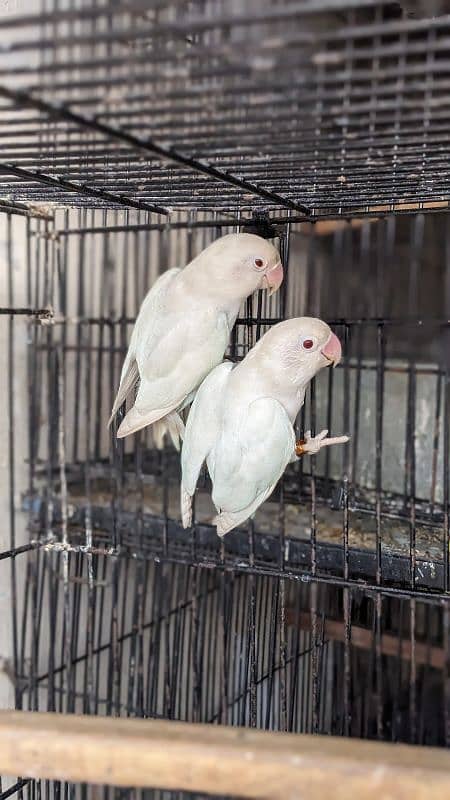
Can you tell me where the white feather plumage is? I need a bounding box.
[108,234,283,446]
[181,317,348,536]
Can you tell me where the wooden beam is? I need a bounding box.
[287,610,446,670]
[0,712,450,799]
[293,217,378,237]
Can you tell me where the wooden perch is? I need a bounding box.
[293,200,450,237]
[286,610,446,670]
[0,712,450,799]
[296,217,378,236]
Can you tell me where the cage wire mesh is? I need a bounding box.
[1,0,450,214]
[1,1,450,799]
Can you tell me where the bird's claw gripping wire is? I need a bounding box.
[295,429,349,456]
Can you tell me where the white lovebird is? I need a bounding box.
[181,317,349,536]
[108,233,283,447]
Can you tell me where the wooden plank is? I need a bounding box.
[0,712,450,799]
[287,610,445,669]
[295,217,378,236]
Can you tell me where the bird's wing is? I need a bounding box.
[211,397,295,535]
[118,304,232,437]
[180,361,234,527]
[109,267,180,424]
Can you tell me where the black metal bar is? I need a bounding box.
[0,307,52,317]
[0,162,168,215]
[0,542,41,561]
[0,779,31,800]
[53,205,450,237]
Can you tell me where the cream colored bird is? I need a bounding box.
[108,233,283,447]
[181,317,349,536]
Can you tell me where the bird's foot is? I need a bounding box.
[295,429,349,456]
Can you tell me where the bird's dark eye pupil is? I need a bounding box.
[254,258,264,268]
[303,339,314,349]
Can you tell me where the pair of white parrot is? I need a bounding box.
[109,233,348,536]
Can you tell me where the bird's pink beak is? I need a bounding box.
[321,332,342,367]
[263,261,283,296]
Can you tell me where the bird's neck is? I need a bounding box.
[237,351,307,423]
[272,378,307,423]
[175,267,244,315]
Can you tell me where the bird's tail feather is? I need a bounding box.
[180,484,193,528]
[152,412,186,451]
[117,403,185,444]
[117,405,167,438]
[108,359,139,427]
[213,509,249,537]
[213,486,275,537]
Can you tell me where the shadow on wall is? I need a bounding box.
[285,214,449,503]
[288,213,450,363]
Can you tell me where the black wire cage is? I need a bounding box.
[2,0,450,797]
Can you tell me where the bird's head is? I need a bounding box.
[191,232,283,301]
[257,317,342,385]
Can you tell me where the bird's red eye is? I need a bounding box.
[254,258,264,268]
[302,339,314,350]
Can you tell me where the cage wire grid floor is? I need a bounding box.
[0,1,449,215]
[1,1,450,798]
